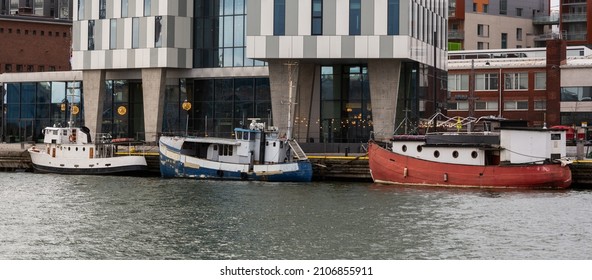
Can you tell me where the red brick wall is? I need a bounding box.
[0,18,71,74]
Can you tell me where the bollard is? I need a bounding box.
[345,147,349,157]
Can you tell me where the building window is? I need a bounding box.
[132,18,139,49]
[500,0,507,15]
[16,65,23,72]
[449,101,469,111]
[155,16,163,48]
[448,74,469,91]
[312,0,323,35]
[273,0,285,35]
[110,19,117,49]
[473,3,477,12]
[476,101,498,111]
[78,0,84,20]
[99,0,106,19]
[38,65,44,72]
[387,0,399,35]
[477,42,489,49]
[483,4,488,13]
[534,100,546,111]
[144,0,151,16]
[504,101,528,110]
[561,87,592,101]
[516,8,523,17]
[88,20,95,50]
[516,28,523,41]
[349,0,361,35]
[501,33,507,49]
[477,24,489,37]
[122,0,128,17]
[505,73,528,90]
[4,64,12,72]
[476,73,498,91]
[535,72,546,90]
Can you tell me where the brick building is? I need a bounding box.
[0,15,72,74]
[447,40,591,128]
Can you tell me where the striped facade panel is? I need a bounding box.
[246,0,446,68]
[72,0,193,71]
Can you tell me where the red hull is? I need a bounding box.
[368,142,572,189]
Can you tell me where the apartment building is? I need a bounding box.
[559,0,592,45]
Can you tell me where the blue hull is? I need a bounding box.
[159,147,312,182]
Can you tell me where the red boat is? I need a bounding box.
[368,126,572,189]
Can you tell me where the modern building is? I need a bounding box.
[1,0,448,149]
[448,0,555,50]
[447,40,592,129]
[559,0,592,45]
[0,0,72,19]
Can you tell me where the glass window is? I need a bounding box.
[88,20,95,50]
[274,0,285,35]
[110,19,117,49]
[349,0,361,35]
[122,0,128,17]
[155,16,163,48]
[387,0,399,35]
[99,0,106,19]
[476,101,498,111]
[77,0,84,20]
[516,28,523,41]
[535,72,546,90]
[504,101,528,110]
[144,0,151,16]
[475,73,498,91]
[448,74,469,91]
[534,100,546,110]
[477,24,489,37]
[505,73,528,90]
[500,0,507,15]
[312,0,323,35]
[132,18,140,49]
[501,33,508,49]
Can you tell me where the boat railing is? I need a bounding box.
[95,133,113,144]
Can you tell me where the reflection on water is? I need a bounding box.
[1,174,591,259]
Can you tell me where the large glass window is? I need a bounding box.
[349,0,361,35]
[193,0,260,68]
[500,0,507,15]
[448,74,469,91]
[387,0,399,35]
[475,73,498,91]
[504,73,528,90]
[122,0,128,17]
[99,0,106,19]
[144,0,151,16]
[312,0,323,35]
[561,87,592,101]
[77,0,84,20]
[504,101,528,110]
[274,0,285,36]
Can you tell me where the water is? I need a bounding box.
[1,173,592,260]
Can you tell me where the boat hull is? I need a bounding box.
[368,141,572,189]
[29,150,148,175]
[159,141,313,182]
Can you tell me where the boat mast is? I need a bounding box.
[66,80,78,128]
[286,61,298,140]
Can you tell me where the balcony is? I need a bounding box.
[448,31,464,40]
[562,13,587,23]
[533,14,559,25]
[565,32,587,41]
[533,32,561,41]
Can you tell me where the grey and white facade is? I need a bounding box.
[2,0,448,150]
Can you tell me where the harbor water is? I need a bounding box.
[1,173,592,260]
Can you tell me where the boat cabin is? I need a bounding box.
[43,126,91,145]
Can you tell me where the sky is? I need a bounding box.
[551,0,558,9]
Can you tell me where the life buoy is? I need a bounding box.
[69,134,75,143]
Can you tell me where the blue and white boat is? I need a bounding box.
[159,119,313,182]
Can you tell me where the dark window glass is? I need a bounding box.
[312,0,323,35]
[349,0,361,35]
[155,16,163,47]
[387,0,399,35]
[274,0,285,35]
[88,20,95,50]
[99,0,106,19]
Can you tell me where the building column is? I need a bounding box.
[268,60,300,138]
[82,70,106,141]
[141,68,167,143]
[368,60,402,142]
[294,62,316,142]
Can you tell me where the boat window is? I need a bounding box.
[266,141,269,146]
[83,147,86,151]
[402,145,407,152]
[417,146,422,152]
[52,130,58,135]
[76,147,78,151]
[551,133,561,140]
[471,151,478,158]
[273,142,276,147]
[452,151,459,158]
[434,151,440,158]
[213,145,218,151]
[62,130,67,135]
[243,132,249,140]
[280,142,283,148]
[68,147,71,151]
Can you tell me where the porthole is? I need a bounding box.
[76,147,78,151]
[402,145,407,152]
[417,146,423,152]
[452,151,459,158]
[471,151,478,158]
[434,150,440,158]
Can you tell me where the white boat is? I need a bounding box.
[159,119,313,182]
[28,126,148,175]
